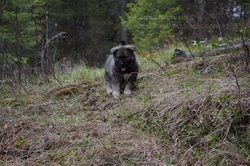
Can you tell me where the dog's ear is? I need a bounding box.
[110,45,135,54]
[124,45,135,52]
[110,46,122,54]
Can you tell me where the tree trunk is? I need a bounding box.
[197,0,206,23]
[44,0,49,82]
[242,3,249,24]
[119,0,128,42]
[0,0,6,21]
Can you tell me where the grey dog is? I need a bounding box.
[104,44,139,98]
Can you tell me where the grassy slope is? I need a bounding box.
[0,45,250,165]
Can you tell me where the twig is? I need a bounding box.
[46,32,69,47]
[240,31,250,74]
[150,59,166,73]
[229,67,241,97]
[178,32,195,59]
[229,66,245,112]
[223,117,233,142]
[17,80,28,95]
[52,73,63,87]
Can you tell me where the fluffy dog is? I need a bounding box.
[104,44,139,98]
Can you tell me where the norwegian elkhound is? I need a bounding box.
[104,43,139,98]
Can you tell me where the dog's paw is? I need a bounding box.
[124,90,132,95]
[113,90,120,98]
[107,89,113,95]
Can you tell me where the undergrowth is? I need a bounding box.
[0,38,250,165]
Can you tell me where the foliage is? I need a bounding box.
[0,0,46,79]
[0,0,125,80]
[1,0,250,80]
[0,0,45,54]
[122,0,181,50]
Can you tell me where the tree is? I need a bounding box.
[121,0,181,50]
[119,0,129,42]
[180,0,250,40]
[0,0,45,79]
[1,0,133,80]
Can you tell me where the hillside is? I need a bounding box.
[0,46,250,165]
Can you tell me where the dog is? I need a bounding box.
[104,43,139,98]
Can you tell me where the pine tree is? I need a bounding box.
[122,0,181,50]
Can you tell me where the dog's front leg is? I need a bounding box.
[112,81,121,98]
[124,83,132,95]
[105,81,113,95]
[123,73,137,95]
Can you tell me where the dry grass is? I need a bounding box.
[0,52,250,165]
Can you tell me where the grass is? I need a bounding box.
[0,42,250,165]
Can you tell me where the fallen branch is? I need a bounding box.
[195,42,250,57]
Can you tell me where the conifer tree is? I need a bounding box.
[122,0,181,50]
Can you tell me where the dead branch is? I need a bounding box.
[150,59,166,73]
[37,32,69,82]
[39,32,69,51]
[195,42,250,57]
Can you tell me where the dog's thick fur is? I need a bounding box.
[104,44,139,98]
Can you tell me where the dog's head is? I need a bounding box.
[110,45,136,72]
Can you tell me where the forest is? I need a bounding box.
[0,0,249,81]
[1,0,250,165]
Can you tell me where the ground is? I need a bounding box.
[0,50,250,165]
